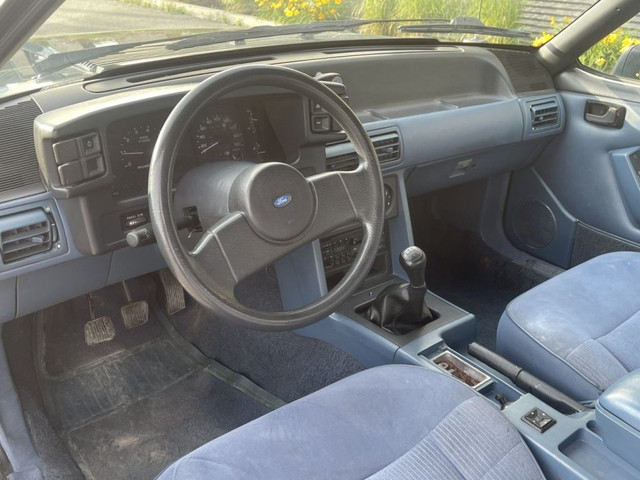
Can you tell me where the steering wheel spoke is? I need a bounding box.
[307,168,371,238]
[191,212,302,293]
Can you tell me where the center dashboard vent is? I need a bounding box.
[530,98,559,130]
[0,208,57,264]
[326,131,401,172]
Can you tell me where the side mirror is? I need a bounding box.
[613,45,640,80]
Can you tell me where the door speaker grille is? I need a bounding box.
[513,200,556,249]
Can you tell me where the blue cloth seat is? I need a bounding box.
[497,252,640,402]
[158,364,543,480]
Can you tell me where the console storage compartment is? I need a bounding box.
[430,349,491,390]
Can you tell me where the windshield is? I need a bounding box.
[0,0,606,97]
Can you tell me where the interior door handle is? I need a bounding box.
[584,100,626,128]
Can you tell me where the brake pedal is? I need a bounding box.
[84,293,115,346]
[120,280,149,329]
[157,268,186,315]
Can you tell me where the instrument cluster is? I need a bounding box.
[107,98,283,199]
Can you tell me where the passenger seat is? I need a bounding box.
[497,252,640,402]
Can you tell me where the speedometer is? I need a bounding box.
[194,112,244,162]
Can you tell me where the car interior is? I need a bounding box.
[2,0,640,478]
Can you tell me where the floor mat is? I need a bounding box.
[66,370,271,480]
[171,296,365,403]
[40,282,164,377]
[31,277,282,479]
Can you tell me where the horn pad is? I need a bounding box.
[229,162,315,242]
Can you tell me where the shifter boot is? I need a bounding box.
[366,282,433,335]
[365,246,434,335]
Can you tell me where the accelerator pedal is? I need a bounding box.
[120,280,149,329]
[157,268,186,315]
[84,293,115,346]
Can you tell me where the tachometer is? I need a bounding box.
[118,122,159,171]
[193,112,244,161]
[113,121,161,197]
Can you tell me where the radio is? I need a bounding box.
[320,227,387,275]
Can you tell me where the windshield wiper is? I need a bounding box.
[168,19,447,51]
[399,17,531,39]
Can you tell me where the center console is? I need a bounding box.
[277,168,640,480]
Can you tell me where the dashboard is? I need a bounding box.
[0,44,565,321]
[106,99,285,199]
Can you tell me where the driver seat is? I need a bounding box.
[157,365,544,479]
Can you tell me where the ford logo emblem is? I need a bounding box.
[274,194,292,208]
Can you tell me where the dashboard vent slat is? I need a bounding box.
[326,131,401,172]
[0,209,56,264]
[530,99,559,130]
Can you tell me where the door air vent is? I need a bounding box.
[530,99,559,130]
[326,131,401,172]
[0,209,57,264]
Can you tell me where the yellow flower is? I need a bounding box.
[317,12,325,19]
[550,17,556,28]
[595,57,606,67]
[621,36,640,53]
[532,32,553,47]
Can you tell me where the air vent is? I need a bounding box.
[530,99,559,130]
[373,133,401,163]
[326,131,401,172]
[0,209,57,264]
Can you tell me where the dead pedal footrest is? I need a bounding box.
[158,268,186,315]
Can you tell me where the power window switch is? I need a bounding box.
[58,161,84,186]
[522,408,556,433]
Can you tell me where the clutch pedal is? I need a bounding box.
[120,280,149,329]
[84,292,115,346]
[157,268,186,315]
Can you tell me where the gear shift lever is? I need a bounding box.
[365,246,434,335]
[400,246,427,288]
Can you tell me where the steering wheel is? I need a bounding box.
[148,65,384,331]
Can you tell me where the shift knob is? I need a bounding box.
[400,246,427,288]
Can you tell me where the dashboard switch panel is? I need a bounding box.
[53,138,81,165]
[80,134,101,156]
[82,155,105,179]
[58,162,84,186]
[52,131,104,187]
[120,210,149,231]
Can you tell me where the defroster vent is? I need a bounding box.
[0,208,57,264]
[326,131,401,172]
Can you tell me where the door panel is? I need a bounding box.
[504,67,640,267]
